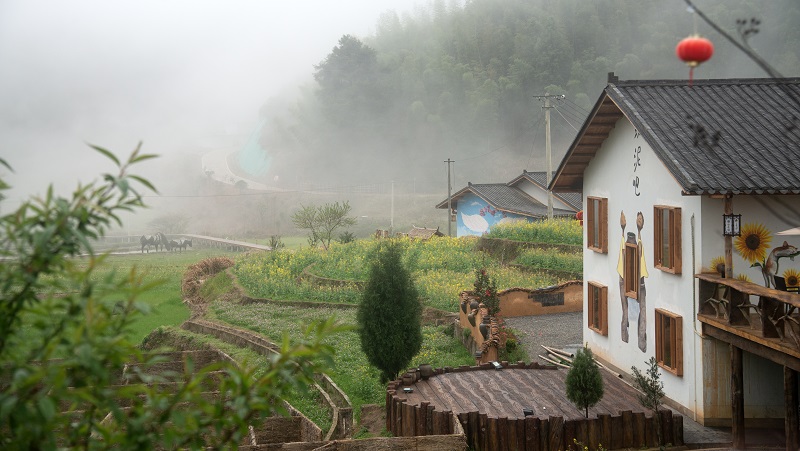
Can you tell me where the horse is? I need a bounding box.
[169,240,181,252]
[178,239,192,252]
[157,232,169,252]
[140,235,156,253]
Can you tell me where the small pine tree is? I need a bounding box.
[358,241,423,383]
[565,345,604,418]
[632,357,665,446]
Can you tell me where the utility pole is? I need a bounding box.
[445,158,454,236]
[390,180,394,236]
[534,93,564,220]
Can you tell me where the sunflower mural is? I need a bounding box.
[734,222,800,288]
[784,268,800,292]
[736,273,753,283]
[734,223,772,265]
[709,256,726,276]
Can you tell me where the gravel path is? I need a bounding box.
[503,311,583,364]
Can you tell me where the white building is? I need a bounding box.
[551,74,800,448]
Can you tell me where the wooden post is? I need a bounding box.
[563,419,577,449]
[525,416,540,451]
[468,411,479,450]
[549,416,564,451]
[540,418,550,451]
[621,410,633,447]
[488,417,499,451]
[786,366,799,450]
[632,412,646,448]
[418,402,429,436]
[611,413,625,449]
[598,414,612,448]
[479,413,489,451]
[731,344,745,449]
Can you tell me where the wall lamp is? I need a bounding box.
[723,213,741,237]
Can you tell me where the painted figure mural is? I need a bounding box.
[617,210,648,352]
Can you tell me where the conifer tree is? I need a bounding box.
[358,241,423,383]
[565,345,604,418]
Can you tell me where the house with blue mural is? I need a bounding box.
[435,171,579,237]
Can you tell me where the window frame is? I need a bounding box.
[587,281,608,336]
[655,308,683,376]
[654,206,682,274]
[586,196,608,253]
[624,241,639,299]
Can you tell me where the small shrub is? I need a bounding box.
[565,345,604,418]
[338,231,355,244]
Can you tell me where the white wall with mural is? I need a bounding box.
[455,192,530,237]
[583,116,798,421]
[583,118,705,415]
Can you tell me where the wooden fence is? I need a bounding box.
[386,363,683,451]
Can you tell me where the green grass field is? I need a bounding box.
[80,248,241,343]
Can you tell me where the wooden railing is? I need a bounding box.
[697,273,800,356]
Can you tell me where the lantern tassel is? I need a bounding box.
[688,67,694,87]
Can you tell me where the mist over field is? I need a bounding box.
[1,0,797,238]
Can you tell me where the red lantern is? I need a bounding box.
[676,35,714,85]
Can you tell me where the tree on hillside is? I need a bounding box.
[0,144,339,449]
[358,240,423,383]
[565,345,604,418]
[291,201,357,250]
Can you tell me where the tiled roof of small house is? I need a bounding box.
[435,182,575,218]
[407,226,444,239]
[551,75,800,195]
[508,170,583,211]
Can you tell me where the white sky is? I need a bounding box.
[0,0,424,203]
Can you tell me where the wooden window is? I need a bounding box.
[654,206,682,274]
[624,241,639,299]
[588,281,608,335]
[586,196,608,253]
[655,309,683,376]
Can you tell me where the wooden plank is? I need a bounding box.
[479,413,489,451]
[549,416,564,451]
[701,322,800,371]
[497,417,510,451]
[576,419,589,448]
[524,416,540,451]
[645,415,656,447]
[468,411,480,450]
[417,401,428,436]
[632,411,646,448]
[488,417,499,451]
[661,409,673,446]
[732,345,745,449]
[786,367,799,451]
[620,410,633,448]
[673,414,684,446]
[539,417,550,451]
[587,417,599,450]
[598,413,612,448]
[510,418,524,451]
[563,419,576,449]
[426,404,435,435]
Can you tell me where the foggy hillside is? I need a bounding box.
[2,0,798,239]
[250,0,800,195]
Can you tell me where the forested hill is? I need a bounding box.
[256,0,800,193]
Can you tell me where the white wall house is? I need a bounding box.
[551,75,800,448]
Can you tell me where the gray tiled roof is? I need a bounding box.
[515,171,583,211]
[554,76,800,195]
[436,182,575,218]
